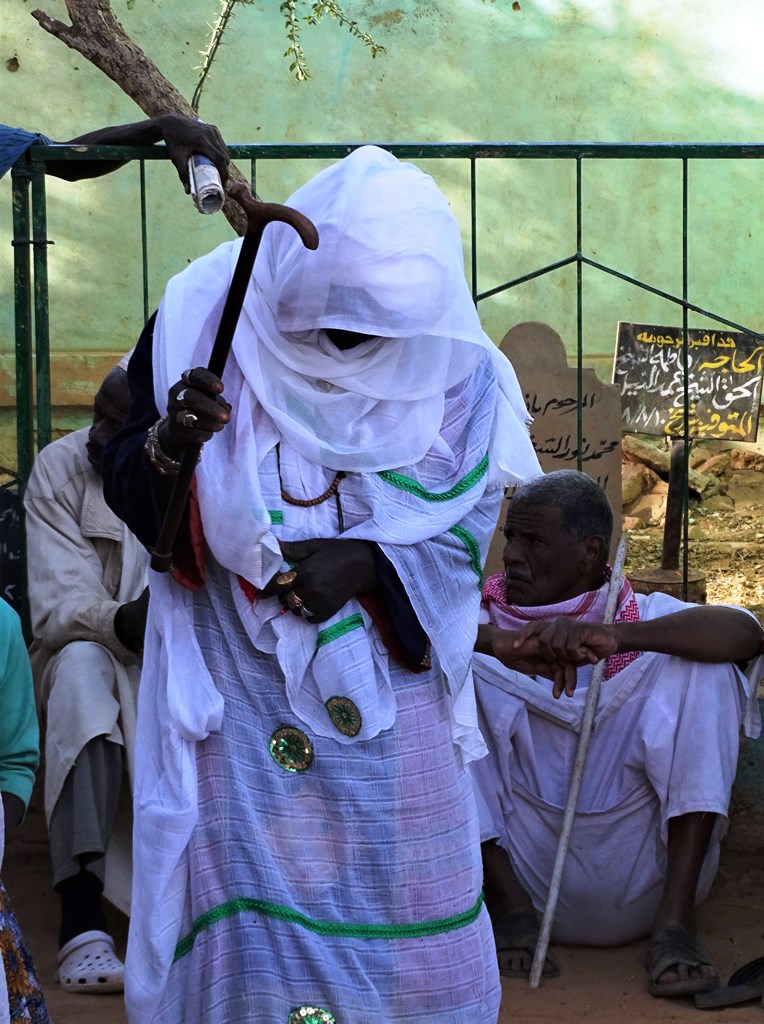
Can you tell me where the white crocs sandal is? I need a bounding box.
[54,929,125,993]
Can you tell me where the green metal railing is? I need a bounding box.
[10,140,764,614]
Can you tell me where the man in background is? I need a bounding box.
[473,469,763,998]
[12,112,227,995]
[24,362,146,994]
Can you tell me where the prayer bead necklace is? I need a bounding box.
[276,444,345,532]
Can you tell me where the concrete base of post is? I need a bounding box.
[628,566,707,605]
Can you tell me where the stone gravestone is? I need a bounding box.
[483,321,623,580]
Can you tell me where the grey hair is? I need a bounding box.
[510,470,613,547]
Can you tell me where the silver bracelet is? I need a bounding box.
[144,417,182,476]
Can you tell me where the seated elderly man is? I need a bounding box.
[472,469,763,999]
[24,363,148,994]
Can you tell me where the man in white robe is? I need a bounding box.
[101,145,543,1024]
[24,364,149,994]
[472,469,763,999]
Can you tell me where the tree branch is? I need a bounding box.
[31,0,248,234]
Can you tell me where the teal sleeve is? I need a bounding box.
[0,600,39,810]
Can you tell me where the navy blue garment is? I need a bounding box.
[0,126,51,179]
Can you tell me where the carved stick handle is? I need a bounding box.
[150,183,319,573]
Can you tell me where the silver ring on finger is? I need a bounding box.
[299,605,314,620]
[181,369,195,386]
[177,388,189,405]
[176,410,199,429]
[285,591,303,611]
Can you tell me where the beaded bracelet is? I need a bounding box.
[144,417,182,476]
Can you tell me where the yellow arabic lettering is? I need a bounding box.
[731,346,764,373]
[696,355,730,371]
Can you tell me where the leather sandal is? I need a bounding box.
[646,927,718,998]
[493,909,560,980]
[695,955,764,1009]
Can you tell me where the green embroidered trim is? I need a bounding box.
[377,453,488,502]
[316,613,364,649]
[269,510,284,525]
[174,890,484,961]
[448,525,484,587]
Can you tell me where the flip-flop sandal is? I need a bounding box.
[54,929,124,993]
[493,909,560,981]
[695,955,764,1009]
[646,927,719,998]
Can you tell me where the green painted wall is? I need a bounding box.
[3,0,764,465]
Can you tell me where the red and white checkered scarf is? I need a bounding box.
[481,567,641,679]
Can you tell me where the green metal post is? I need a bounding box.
[10,156,33,639]
[470,158,477,302]
[11,157,34,486]
[140,159,150,325]
[576,158,583,470]
[31,161,51,453]
[681,158,690,597]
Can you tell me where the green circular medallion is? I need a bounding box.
[288,1007,336,1024]
[325,695,362,737]
[269,725,313,773]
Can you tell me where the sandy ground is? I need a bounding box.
[4,800,763,1024]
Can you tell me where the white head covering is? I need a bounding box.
[234,145,531,470]
[154,146,538,583]
[156,146,533,471]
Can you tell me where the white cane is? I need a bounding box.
[529,534,629,988]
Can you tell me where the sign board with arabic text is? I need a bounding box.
[613,322,763,441]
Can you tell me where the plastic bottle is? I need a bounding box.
[188,154,224,215]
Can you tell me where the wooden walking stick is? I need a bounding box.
[529,533,629,987]
[150,182,319,573]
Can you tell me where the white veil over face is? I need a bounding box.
[231,145,532,472]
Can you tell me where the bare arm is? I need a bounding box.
[512,606,762,666]
[479,606,763,699]
[476,623,543,670]
[611,606,763,662]
[475,622,578,697]
[49,114,229,187]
